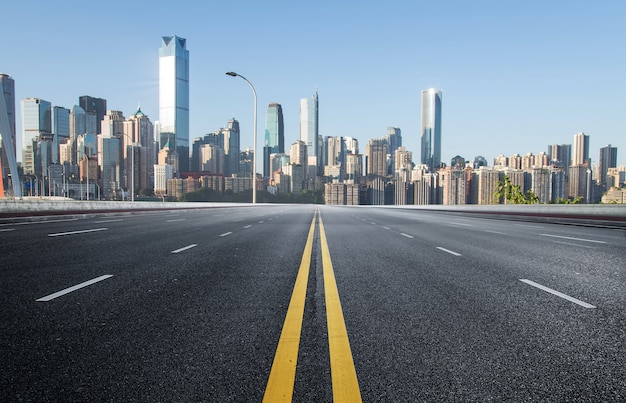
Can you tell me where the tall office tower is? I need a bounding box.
[159,35,190,173]
[21,98,52,176]
[79,96,107,134]
[386,127,402,174]
[101,111,125,186]
[264,103,284,177]
[366,138,387,177]
[598,144,618,188]
[300,90,319,178]
[69,105,86,152]
[98,134,121,199]
[572,132,590,166]
[124,107,155,193]
[0,74,17,197]
[52,106,70,164]
[223,118,240,176]
[421,88,442,171]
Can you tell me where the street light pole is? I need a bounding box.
[226,71,257,204]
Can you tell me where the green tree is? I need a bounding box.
[494,175,539,204]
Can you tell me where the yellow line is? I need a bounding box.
[263,212,317,403]
[319,214,362,402]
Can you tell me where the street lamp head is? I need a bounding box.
[225,72,238,77]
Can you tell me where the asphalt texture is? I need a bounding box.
[1,205,625,402]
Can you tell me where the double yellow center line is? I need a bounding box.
[263,210,361,402]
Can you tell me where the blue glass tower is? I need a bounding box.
[263,103,284,177]
[159,35,190,172]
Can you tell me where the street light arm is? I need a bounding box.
[225,71,258,204]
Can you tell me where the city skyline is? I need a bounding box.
[2,1,625,168]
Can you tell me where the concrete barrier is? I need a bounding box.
[0,197,251,219]
[2,198,626,228]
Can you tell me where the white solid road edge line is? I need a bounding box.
[171,244,198,254]
[436,247,462,256]
[36,275,114,302]
[519,279,597,309]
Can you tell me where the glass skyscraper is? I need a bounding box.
[264,103,284,177]
[1,74,16,192]
[159,35,189,172]
[79,96,106,134]
[21,98,52,175]
[420,88,442,171]
[300,91,319,177]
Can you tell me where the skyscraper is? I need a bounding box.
[21,98,52,175]
[572,132,590,166]
[420,88,442,171]
[598,144,618,188]
[52,106,70,164]
[264,103,284,177]
[366,138,387,177]
[223,118,240,176]
[0,74,16,194]
[159,35,190,173]
[79,96,107,134]
[300,90,318,178]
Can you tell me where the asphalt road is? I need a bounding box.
[1,205,625,402]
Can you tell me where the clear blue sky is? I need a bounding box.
[3,0,625,167]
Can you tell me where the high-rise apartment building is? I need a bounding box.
[159,35,190,173]
[264,103,284,178]
[123,107,155,193]
[290,140,308,168]
[598,144,618,188]
[421,88,442,171]
[572,132,590,166]
[300,91,318,178]
[386,127,402,174]
[547,143,571,181]
[366,138,387,177]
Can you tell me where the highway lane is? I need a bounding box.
[1,205,317,401]
[322,206,625,401]
[1,204,625,401]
